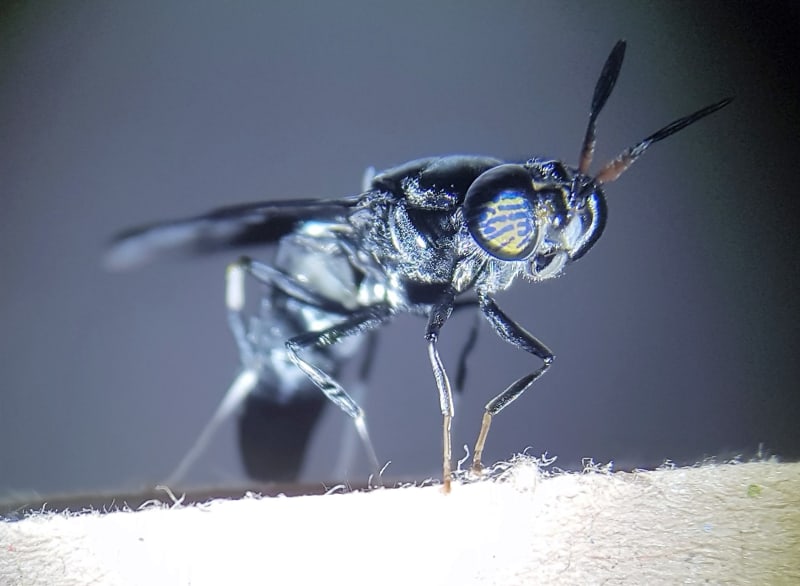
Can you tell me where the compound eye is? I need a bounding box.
[463,164,538,261]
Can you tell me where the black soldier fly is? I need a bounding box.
[107,41,731,492]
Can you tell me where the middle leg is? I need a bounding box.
[286,304,394,477]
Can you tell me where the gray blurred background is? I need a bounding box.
[1,1,798,499]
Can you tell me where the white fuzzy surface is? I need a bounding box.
[1,458,798,585]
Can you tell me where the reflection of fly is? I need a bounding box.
[108,41,730,492]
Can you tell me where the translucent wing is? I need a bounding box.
[106,196,361,270]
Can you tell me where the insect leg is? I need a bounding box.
[226,255,350,364]
[286,305,393,478]
[164,369,259,486]
[330,165,378,478]
[452,300,481,393]
[162,258,264,486]
[333,330,380,478]
[424,288,457,492]
[226,258,256,363]
[233,256,351,313]
[233,255,382,479]
[472,293,555,474]
[167,255,345,485]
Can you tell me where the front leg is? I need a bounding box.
[472,292,555,473]
[424,287,457,492]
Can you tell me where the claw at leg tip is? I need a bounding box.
[442,477,452,494]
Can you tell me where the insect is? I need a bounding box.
[107,41,731,492]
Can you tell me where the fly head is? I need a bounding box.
[462,162,606,282]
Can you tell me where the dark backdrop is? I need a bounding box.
[1,1,798,497]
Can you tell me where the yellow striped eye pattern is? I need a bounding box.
[471,190,537,260]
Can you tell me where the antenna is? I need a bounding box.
[578,40,627,175]
[595,97,733,184]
